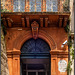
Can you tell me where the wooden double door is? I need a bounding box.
[26,70,49,75]
[20,38,51,75]
[20,59,50,75]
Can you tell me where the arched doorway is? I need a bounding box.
[20,38,51,75]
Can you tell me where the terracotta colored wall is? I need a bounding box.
[5,27,68,75]
[5,27,68,50]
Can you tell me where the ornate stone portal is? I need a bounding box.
[1,12,70,75]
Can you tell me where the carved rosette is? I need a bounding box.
[31,21,39,39]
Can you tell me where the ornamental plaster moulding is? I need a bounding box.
[31,21,39,39]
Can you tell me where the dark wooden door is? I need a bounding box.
[20,38,51,75]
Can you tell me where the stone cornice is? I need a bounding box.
[50,50,68,55]
[1,12,70,15]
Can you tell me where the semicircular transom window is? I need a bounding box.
[21,38,50,54]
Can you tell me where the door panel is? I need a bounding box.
[28,72,36,75]
[20,38,51,75]
[38,72,45,75]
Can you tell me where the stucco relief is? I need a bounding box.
[39,30,57,50]
[58,60,67,72]
[5,30,27,50]
[6,30,18,40]
[13,30,57,50]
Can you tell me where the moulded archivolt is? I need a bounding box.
[13,30,57,50]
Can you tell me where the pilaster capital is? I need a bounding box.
[12,48,21,55]
[7,50,13,58]
[50,50,69,55]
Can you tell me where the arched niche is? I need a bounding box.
[20,38,51,75]
[21,38,51,53]
[20,38,51,59]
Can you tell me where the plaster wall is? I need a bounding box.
[5,27,68,50]
[5,27,69,75]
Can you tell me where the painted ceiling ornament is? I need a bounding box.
[31,21,39,39]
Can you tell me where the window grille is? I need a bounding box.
[13,0,25,12]
[46,0,58,12]
[1,0,69,12]
[30,0,41,12]
[36,0,41,12]
[30,0,35,12]
[21,38,50,53]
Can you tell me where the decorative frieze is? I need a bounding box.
[1,13,70,28]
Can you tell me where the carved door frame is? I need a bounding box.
[7,30,59,75]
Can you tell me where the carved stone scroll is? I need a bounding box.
[2,18,7,27]
[63,18,68,27]
[21,18,25,27]
[7,18,13,28]
[31,21,39,39]
[40,18,43,27]
[45,18,48,27]
[26,17,30,27]
[59,18,63,27]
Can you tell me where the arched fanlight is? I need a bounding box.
[21,38,50,54]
